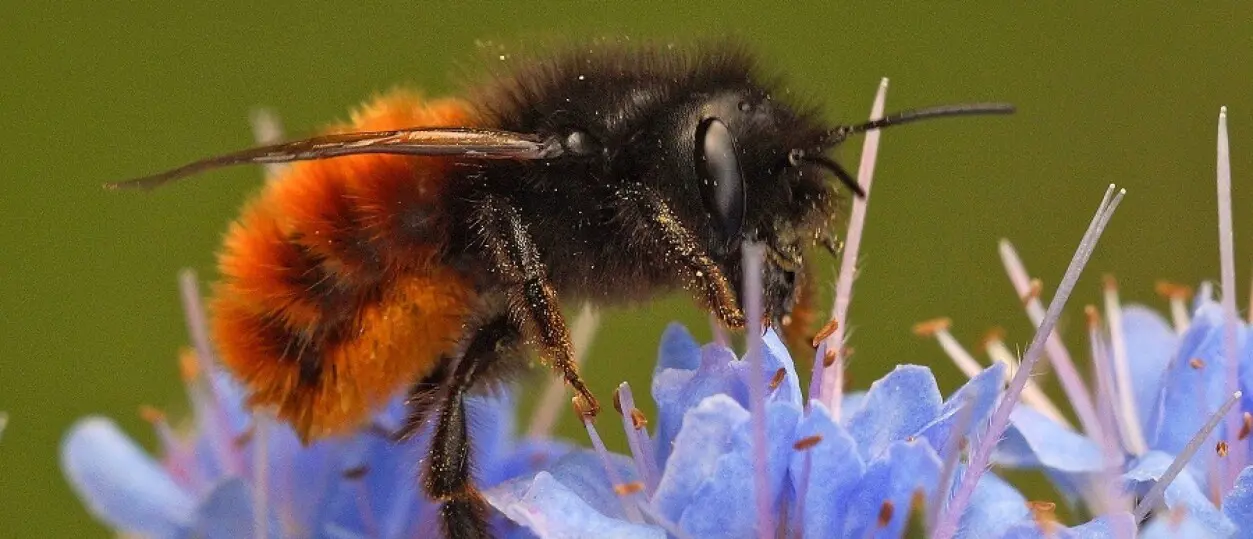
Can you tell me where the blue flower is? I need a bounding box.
[62,281,570,539]
[991,298,1253,536]
[924,108,1253,537]
[485,323,1013,539]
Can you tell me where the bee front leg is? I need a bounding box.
[474,196,600,417]
[614,183,746,329]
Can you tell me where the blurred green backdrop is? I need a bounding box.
[4,2,1252,536]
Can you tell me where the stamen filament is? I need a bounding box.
[1155,281,1193,334]
[934,186,1124,539]
[1133,391,1243,520]
[1215,106,1245,488]
[998,240,1103,438]
[742,243,772,539]
[928,397,974,532]
[820,78,888,417]
[1086,306,1130,515]
[913,319,981,378]
[1103,277,1149,455]
[178,270,243,476]
[983,337,1070,426]
[613,382,660,493]
[576,397,645,523]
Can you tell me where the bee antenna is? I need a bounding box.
[824,102,1015,146]
[798,153,866,198]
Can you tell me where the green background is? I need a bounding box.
[4,2,1252,536]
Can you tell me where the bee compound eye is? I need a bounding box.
[694,118,746,240]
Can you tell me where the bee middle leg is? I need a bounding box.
[424,316,520,539]
[474,195,599,416]
[614,183,746,329]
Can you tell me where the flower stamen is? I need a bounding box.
[613,382,659,492]
[1134,391,1242,520]
[575,396,645,523]
[811,319,839,349]
[1103,276,1150,455]
[1215,106,1245,490]
[792,435,823,451]
[983,332,1069,426]
[819,78,888,416]
[742,242,772,539]
[1086,306,1131,514]
[929,396,974,532]
[1154,281,1194,333]
[936,185,1124,539]
[998,240,1102,438]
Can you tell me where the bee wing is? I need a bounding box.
[105,127,558,190]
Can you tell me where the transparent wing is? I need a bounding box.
[106,127,559,190]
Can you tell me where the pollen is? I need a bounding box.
[911,317,951,337]
[768,368,787,390]
[1154,280,1194,300]
[792,434,823,451]
[811,318,840,348]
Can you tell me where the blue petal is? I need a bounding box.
[542,450,641,521]
[652,394,751,524]
[995,407,1105,474]
[193,478,279,539]
[845,365,943,460]
[652,345,748,468]
[952,469,1028,539]
[655,322,701,374]
[916,363,1005,450]
[1071,513,1137,538]
[1117,305,1177,438]
[677,401,801,539]
[842,439,941,538]
[1222,465,1253,532]
[485,471,665,539]
[996,513,1133,539]
[841,391,867,418]
[752,329,802,407]
[207,371,251,433]
[1139,513,1220,539]
[1124,451,1235,537]
[788,403,865,538]
[1149,302,1245,456]
[491,439,574,487]
[264,430,350,535]
[61,417,195,538]
[998,521,1079,539]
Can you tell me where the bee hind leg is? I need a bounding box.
[424,316,519,539]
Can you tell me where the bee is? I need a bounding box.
[108,42,1011,538]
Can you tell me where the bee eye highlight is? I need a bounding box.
[695,118,745,240]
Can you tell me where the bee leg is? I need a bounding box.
[615,183,747,329]
[425,316,518,539]
[382,360,453,442]
[475,196,600,416]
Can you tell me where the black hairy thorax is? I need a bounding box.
[448,44,842,321]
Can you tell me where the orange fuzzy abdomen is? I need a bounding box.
[210,93,479,440]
